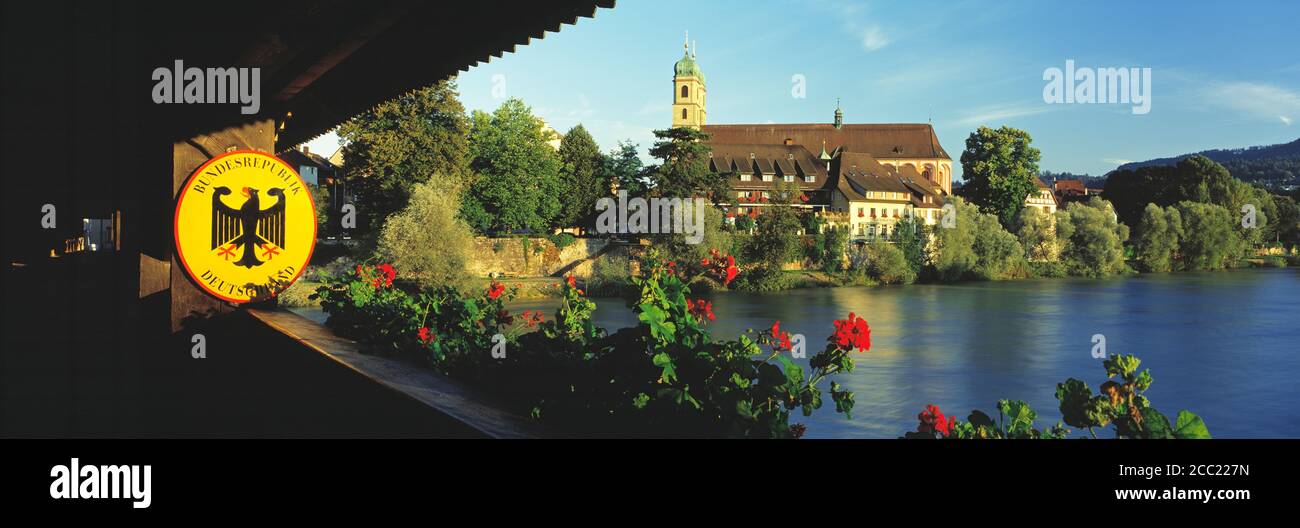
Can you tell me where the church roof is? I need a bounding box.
[701,123,950,160]
[706,143,828,191]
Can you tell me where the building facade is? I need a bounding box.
[673,41,950,241]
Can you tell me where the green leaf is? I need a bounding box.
[776,354,804,386]
[1173,410,1211,439]
[651,352,677,383]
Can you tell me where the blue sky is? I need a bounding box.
[305,0,1300,181]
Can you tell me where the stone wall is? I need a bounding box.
[467,237,626,278]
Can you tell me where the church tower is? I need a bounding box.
[671,33,706,129]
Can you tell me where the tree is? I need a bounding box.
[1174,201,1243,270]
[377,179,474,289]
[893,216,928,274]
[743,181,803,270]
[1272,195,1300,249]
[338,80,471,237]
[1132,203,1183,273]
[932,196,1025,281]
[1055,198,1129,277]
[1015,206,1057,261]
[959,126,1042,228]
[647,127,730,200]
[603,140,647,196]
[461,98,564,234]
[555,124,606,231]
[308,183,331,236]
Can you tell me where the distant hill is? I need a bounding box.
[1115,138,1300,190]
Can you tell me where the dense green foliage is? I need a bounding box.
[460,98,564,234]
[892,216,928,275]
[863,241,916,284]
[1174,201,1245,270]
[1054,198,1129,277]
[555,124,607,230]
[1105,155,1272,242]
[932,197,1026,281]
[958,126,1043,228]
[338,80,471,236]
[603,140,648,196]
[313,252,861,438]
[1014,206,1057,262]
[742,181,803,271]
[377,180,474,289]
[646,127,730,201]
[1132,204,1183,273]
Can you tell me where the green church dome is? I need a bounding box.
[674,50,704,83]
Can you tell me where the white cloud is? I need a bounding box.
[949,101,1051,128]
[1204,81,1300,126]
[861,26,890,52]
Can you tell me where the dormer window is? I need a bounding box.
[804,175,815,183]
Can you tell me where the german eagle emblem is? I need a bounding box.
[211,186,286,268]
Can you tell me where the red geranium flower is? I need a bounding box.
[769,320,792,350]
[831,312,871,352]
[487,281,505,300]
[418,326,435,343]
[377,263,396,287]
[687,298,715,322]
[917,404,951,437]
[566,275,577,288]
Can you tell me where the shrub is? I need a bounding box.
[377,179,474,289]
[588,253,632,296]
[547,232,576,250]
[863,241,916,285]
[730,265,794,292]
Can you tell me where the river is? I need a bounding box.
[501,268,1300,438]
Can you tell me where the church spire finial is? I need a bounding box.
[833,98,844,129]
[684,31,690,52]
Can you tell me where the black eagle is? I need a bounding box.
[211,186,286,269]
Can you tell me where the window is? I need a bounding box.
[762,173,773,182]
[804,175,815,183]
[682,108,688,119]
[681,85,689,99]
[740,173,751,182]
[784,174,794,182]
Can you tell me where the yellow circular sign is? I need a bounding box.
[174,150,317,303]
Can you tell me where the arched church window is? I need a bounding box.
[682,108,688,119]
[681,85,689,99]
